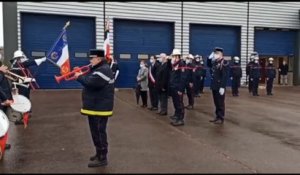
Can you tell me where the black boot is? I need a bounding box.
[209,118,219,123]
[88,155,108,168]
[90,154,97,161]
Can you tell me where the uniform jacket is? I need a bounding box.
[266,63,276,79]
[137,66,149,91]
[250,62,261,79]
[207,58,229,91]
[186,62,196,85]
[77,61,114,117]
[246,61,254,76]
[169,60,188,93]
[0,72,12,101]
[230,62,242,78]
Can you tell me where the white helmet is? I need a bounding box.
[269,57,274,62]
[171,49,181,56]
[234,56,240,61]
[13,50,24,59]
[0,110,9,137]
[188,54,194,59]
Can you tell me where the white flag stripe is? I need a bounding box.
[57,44,69,66]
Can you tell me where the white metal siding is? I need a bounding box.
[17,2,104,50]
[105,1,181,55]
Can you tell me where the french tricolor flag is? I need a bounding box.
[47,29,71,75]
[103,17,110,61]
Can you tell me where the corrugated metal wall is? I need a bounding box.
[17,2,103,49]
[105,1,181,55]
[16,1,300,84]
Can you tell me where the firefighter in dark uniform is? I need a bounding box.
[0,63,13,150]
[230,56,242,96]
[185,54,195,110]
[266,57,276,95]
[193,55,202,97]
[207,47,229,124]
[74,49,114,168]
[10,50,46,124]
[246,52,257,93]
[199,56,206,94]
[250,55,261,96]
[148,55,160,111]
[169,49,188,126]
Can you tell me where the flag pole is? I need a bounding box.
[46,21,71,68]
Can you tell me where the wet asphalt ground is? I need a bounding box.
[1,86,300,173]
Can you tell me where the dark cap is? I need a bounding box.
[214,47,224,53]
[89,49,105,58]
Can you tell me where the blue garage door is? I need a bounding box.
[190,24,241,87]
[21,13,95,89]
[254,29,297,56]
[114,19,174,88]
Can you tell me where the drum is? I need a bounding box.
[7,94,31,122]
[0,110,9,137]
[11,94,31,113]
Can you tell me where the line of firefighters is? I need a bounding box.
[136,49,278,126]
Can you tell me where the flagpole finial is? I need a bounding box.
[63,21,71,30]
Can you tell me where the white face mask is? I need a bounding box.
[200,61,204,64]
[269,61,273,64]
[195,59,200,62]
[254,60,258,63]
[140,64,144,68]
[234,60,239,63]
[214,53,221,60]
[186,59,191,64]
[150,59,154,64]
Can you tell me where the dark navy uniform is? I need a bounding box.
[10,59,39,99]
[199,62,206,94]
[193,60,202,96]
[148,60,161,110]
[250,62,261,96]
[0,66,12,114]
[266,63,276,95]
[185,61,195,108]
[109,61,119,80]
[230,62,242,96]
[76,49,114,166]
[169,60,188,124]
[207,49,229,123]
[246,61,254,93]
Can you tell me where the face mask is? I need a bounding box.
[186,60,191,64]
[254,60,258,63]
[234,60,239,63]
[140,64,144,68]
[150,59,154,64]
[200,61,204,64]
[270,61,273,64]
[214,54,221,60]
[196,59,200,62]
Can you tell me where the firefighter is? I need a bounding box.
[74,49,114,167]
[266,57,276,95]
[250,55,261,96]
[230,56,242,96]
[185,54,195,109]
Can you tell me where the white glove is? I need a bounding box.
[24,77,36,83]
[208,52,214,60]
[219,88,225,96]
[35,56,47,66]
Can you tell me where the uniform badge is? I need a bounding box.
[51,52,58,61]
[63,34,67,42]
